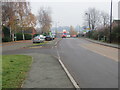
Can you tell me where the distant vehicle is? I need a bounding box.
[62,29,67,38]
[71,35,76,38]
[45,36,53,41]
[33,36,45,43]
[66,35,71,38]
[62,34,67,38]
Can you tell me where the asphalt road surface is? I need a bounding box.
[57,38,118,88]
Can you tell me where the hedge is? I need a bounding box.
[86,26,120,43]
[16,33,23,41]
[24,34,32,40]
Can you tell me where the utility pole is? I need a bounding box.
[109,0,112,43]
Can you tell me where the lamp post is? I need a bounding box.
[109,0,112,43]
[85,13,91,30]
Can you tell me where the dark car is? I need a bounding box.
[45,36,53,41]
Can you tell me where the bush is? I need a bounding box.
[33,34,39,38]
[16,33,23,41]
[2,37,11,42]
[24,34,32,40]
[2,26,10,37]
[111,26,120,43]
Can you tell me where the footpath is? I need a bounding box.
[84,38,119,49]
[22,53,75,88]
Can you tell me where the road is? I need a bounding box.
[2,38,118,88]
[57,38,118,88]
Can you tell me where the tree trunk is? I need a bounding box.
[12,33,14,41]
[22,30,25,40]
[22,33,25,40]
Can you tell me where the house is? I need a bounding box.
[112,20,120,28]
[24,27,37,36]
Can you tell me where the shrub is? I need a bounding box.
[2,26,10,37]
[24,34,32,40]
[2,37,11,42]
[16,33,23,41]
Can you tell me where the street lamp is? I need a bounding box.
[85,13,91,30]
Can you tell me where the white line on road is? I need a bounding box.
[55,46,80,89]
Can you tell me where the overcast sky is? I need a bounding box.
[29,0,119,27]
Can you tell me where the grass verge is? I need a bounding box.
[2,55,32,88]
[32,41,48,46]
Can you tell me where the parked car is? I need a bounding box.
[39,35,46,39]
[52,35,55,40]
[45,36,53,41]
[33,36,45,43]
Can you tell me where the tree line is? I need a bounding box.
[84,8,119,44]
[2,1,37,41]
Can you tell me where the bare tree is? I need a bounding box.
[84,8,110,30]
[100,11,110,27]
[84,8,101,30]
[38,7,52,34]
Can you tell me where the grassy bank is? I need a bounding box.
[2,55,32,88]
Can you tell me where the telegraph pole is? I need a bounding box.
[109,0,112,43]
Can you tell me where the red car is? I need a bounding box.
[62,34,67,38]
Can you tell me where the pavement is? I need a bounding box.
[84,38,119,49]
[22,53,75,88]
[57,38,118,88]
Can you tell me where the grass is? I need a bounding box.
[2,55,32,88]
[32,41,48,46]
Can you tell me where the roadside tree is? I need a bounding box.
[38,7,52,35]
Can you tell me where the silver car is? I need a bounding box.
[33,36,45,43]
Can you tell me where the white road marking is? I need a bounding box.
[55,46,80,89]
